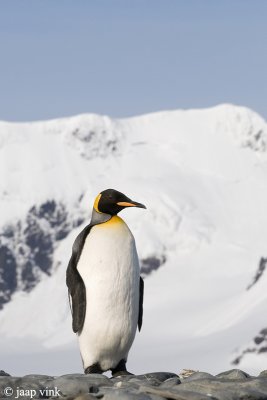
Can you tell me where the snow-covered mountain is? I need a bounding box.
[0,104,267,376]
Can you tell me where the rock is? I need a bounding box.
[112,372,178,383]
[73,395,99,400]
[159,377,181,388]
[175,377,267,400]
[127,376,162,388]
[46,373,113,397]
[95,385,155,399]
[98,381,166,399]
[183,372,215,381]
[22,374,55,384]
[114,380,140,390]
[0,370,267,399]
[0,377,47,400]
[0,371,10,376]
[0,376,20,389]
[216,369,251,380]
[111,372,180,398]
[136,372,179,382]
[140,385,216,400]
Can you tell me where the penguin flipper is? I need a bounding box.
[69,268,86,333]
[138,276,144,331]
[66,225,92,334]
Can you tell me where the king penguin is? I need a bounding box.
[66,189,146,377]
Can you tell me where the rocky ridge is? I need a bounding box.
[1,369,267,400]
[0,200,85,309]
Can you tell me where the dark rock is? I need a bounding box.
[159,377,181,388]
[0,376,17,389]
[140,256,166,277]
[0,199,85,309]
[21,261,38,291]
[184,372,215,381]
[111,374,188,399]
[0,371,10,377]
[73,395,97,400]
[114,380,140,390]
[24,216,53,273]
[232,355,242,366]
[46,374,113,397]
[0,376,46,399]
[216,369,250,380]
[1,371,267,400]
[247,257,267,290]
[112,372,178,392]
[135,372,178,382]
[0,244,17,305]
[232,326,267,366]
[22,374,55,385]
[2,225,14,238]
[232,347,256,366]
[148,396,170,400]
[59,373,87,378]
[98,387,160,399]
[258,346,267,353]
[176,377,267,400]
[260,328,267,336]
[140,385,216,399]
[131,377,161,386]
[254,336,265,345]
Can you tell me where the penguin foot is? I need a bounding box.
[112,370,133,378]
[111,359,133,377]
[84,362,103,374]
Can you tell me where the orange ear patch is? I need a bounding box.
[93,193,102,213]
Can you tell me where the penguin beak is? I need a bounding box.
[117,200,146,209]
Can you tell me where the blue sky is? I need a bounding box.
[0,0,266,121]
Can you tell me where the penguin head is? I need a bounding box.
[93,189,146,216]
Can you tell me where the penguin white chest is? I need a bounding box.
[77,216,140,371]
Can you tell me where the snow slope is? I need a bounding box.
[0,104,267,376]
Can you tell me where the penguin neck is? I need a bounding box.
[90,209,127,228]
[90,208,112,226]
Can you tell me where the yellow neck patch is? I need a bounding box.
[102,215,124,227]
[93,193,102,213]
